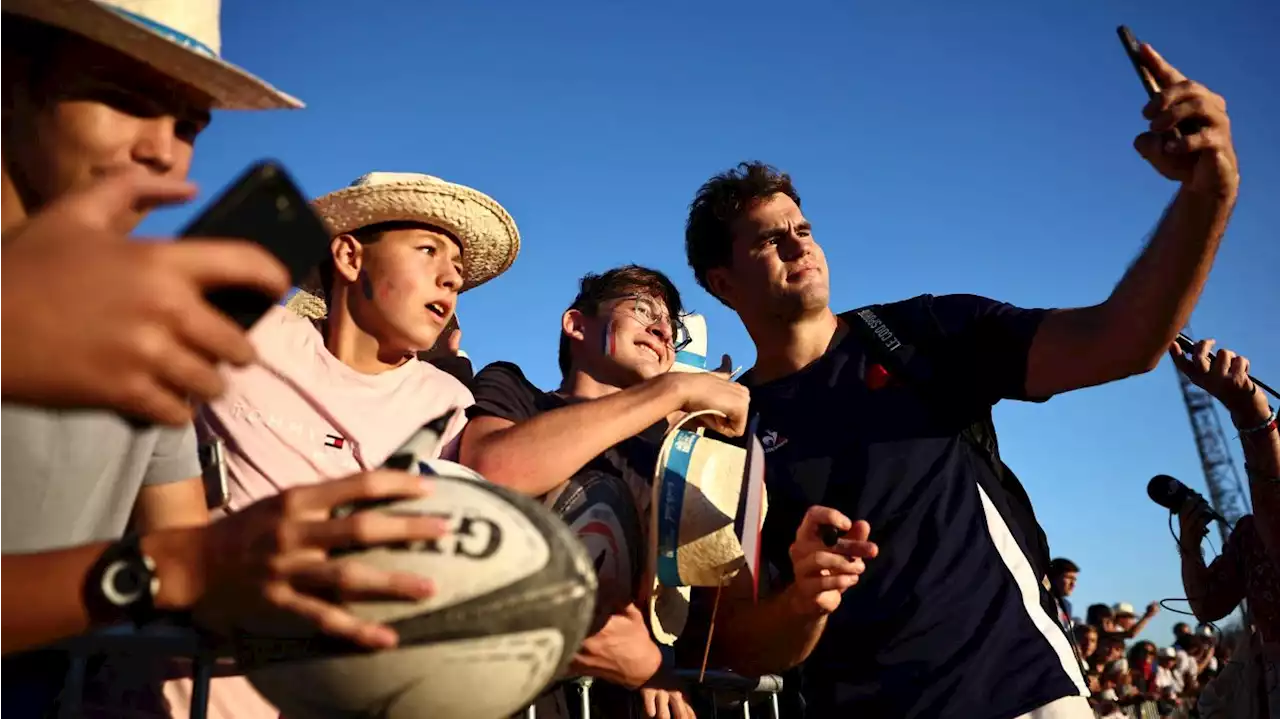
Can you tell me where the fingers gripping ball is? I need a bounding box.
[240,425,598,719]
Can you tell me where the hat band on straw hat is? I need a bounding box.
[674,349,706,369]
[104,6,217,58]
[655,431,700,587]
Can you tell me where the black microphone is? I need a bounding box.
[1147,474,1225,524]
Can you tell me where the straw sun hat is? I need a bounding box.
[645,411,768,646]
[284,173,521,320]
[4,0,301,110]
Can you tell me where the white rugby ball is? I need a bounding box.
[238,436,597,719]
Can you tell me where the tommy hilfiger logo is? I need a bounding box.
[325,434,347,450]
[761,430,789,453]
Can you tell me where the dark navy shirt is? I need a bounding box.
[747,294,1088,719]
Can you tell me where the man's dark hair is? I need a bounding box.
[684,161,802,306]
[1049,557,1079,577]
[303,220,449,300]
[558,265,683,378]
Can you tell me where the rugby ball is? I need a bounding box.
[239,416,598,719]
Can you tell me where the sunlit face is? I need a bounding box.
[339,226,464,355]
[709,193,829,323]
[568,293,679,387]
[1055,570,1078,596]
[4,32,211,231]
[1076,628,1098,659]
[1115,614,1137,631]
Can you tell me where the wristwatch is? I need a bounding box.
[87,534,161,625]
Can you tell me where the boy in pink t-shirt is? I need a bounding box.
[168,172,520,718]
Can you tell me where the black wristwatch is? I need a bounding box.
[87,534,161,625]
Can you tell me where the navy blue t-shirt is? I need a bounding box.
[746,294,1088,719]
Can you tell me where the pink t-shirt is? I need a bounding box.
[203,307,472,510]
[166,307,473,718]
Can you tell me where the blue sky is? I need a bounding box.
[143,0,1279,645]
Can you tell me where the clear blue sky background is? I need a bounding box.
[142,0,1279,645]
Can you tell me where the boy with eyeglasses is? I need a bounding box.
[459,265,748,717]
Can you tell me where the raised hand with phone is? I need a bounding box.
[1119,29,1239,198]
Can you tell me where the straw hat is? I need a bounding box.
[668,314,709,374]
[4,0,301,110]
[644,411,767,645]
[313,172,520,293]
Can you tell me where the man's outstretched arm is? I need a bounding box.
[708,508,877,676]
[1024,44,1239,399]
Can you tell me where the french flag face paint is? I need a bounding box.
[601,317,617,357]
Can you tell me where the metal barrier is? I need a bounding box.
[524,671,784,718]
[55,622,217,719]
[58,626,784,719]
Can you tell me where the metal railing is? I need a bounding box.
[55,625,785,719]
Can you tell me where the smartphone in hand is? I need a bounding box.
[1117,26,1160,99]
[1117,25,1205,137]
[181,161,331,329]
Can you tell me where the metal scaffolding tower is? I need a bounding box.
[1176,357,1252,546]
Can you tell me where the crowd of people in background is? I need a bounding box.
[1052,557,1233,717]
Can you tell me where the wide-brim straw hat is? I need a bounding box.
[644,411,767,645]
[314,172,520,293]
[4,0,301,110]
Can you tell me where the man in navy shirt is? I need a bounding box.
[681,43,1238,719]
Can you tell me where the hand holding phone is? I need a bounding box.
[1115,26,1238,195]
[1117,26,1204,136]
[181,161,332,329]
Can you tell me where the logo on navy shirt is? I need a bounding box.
[761,430,789,453]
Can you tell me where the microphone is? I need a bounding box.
[1147,474,1225,524]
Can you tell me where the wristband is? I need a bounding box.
[1237,405,1278,437]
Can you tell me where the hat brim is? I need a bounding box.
[314,181,519,292]
[5,0,302,110]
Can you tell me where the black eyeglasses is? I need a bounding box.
[604,295,692,352]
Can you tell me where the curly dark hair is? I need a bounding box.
[685,161,802,306]
[558,265,683,378]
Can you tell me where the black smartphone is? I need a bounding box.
[1117,25,1160,99]
[180,161,331,329]
[1118,25,1205,138]
[1175,332,1196,355]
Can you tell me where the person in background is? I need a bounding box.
[682,34,1237,719]
[1125,640,1157,696]
[1072,624,1101,692]
[1112,601,1161,641]
[1171,339,1278,715]
[0,2,447,715]
[1050,557,1080,628]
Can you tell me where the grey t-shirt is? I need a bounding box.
[1,403,201,553]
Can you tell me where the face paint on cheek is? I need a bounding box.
[601,318,616,357]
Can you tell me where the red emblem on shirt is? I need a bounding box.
[865,363,893,390]
[325,434,346,449]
